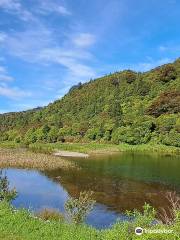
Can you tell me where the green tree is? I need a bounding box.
[0,170,17,202]
[47,127,59,143]
[24,128,37,144]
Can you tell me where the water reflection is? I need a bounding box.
[4,152,180,228]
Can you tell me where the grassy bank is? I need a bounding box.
[0,148,74,170]
[0,201,179,240]
[28,142,180,155]
[0,141,179,158]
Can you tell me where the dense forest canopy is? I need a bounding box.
[0,58,180,147]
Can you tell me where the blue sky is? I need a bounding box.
[0,0,180,113]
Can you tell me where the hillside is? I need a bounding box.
[0,59,180,147]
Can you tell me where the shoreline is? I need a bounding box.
[29,142,180,156]
[0,148,75,170]
[53,150,89,158]
[0,141,179,158]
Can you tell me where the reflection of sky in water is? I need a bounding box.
[87,204,128,228]
[6,169,68,213]
[5,168,123,228]
[4,151,179,229]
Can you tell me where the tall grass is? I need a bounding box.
[0,201,179,240]
[28,142,180,155]
[0,140,179,155]
[0,148,74,170]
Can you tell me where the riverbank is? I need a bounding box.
[0,148,74,170]
[0,201,179,240]
[28,142,180,155]
[0,141,179,159]
[53,150,89,158]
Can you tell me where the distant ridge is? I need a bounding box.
[0,58,179,147]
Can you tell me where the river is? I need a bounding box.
[3,152,180,228]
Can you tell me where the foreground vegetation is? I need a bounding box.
[0,59,179,149]
[0,168,180,240]
[0,201,180,240]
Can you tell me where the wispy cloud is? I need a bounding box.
[0,32,7,42]
[0,0,34,21]
[100,57,174,74]
[0,0,71,21]
[1,24,97,81]
[128,57,172,72]
[0,64,31,99]
[0,84,31,99]
[72,33,96,47]
[158,44,180,53]
[39,48,96,77]
[0,65,14,82]
[0,0,97,109]
[2,26,54,60]
[38,1,71,16]
[0,0,21,11]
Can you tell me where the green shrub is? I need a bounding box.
[0,170,17,202]
[111,125,151,145]
[160,130,180,147]
[65,191,96,224]
[36,208,64,222]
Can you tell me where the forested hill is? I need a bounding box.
[0,59,180,147]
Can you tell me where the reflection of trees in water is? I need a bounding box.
[42,167,179,215]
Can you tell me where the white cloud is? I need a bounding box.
[0,66,6,73]
[0,0,21,10]
[0,85,31,99]
[2,26,97,80]
[0,75,13,81]
[39,1,71,16]
[0,65,14,81]
[0,32,7,42]
[0,0,97,105]
[159,45,168,52]
[0,0,71,22]
[39,48,96,77]
[3,27,54,60]
[55,5,71,15]
[158,44,180,53]
[128,57,172,72]
[0,0,34,21]
[0,65,30,100]
[73,33,96,47]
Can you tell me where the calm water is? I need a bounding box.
[3,152,180,228]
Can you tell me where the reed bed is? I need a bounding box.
[0,148,74,170]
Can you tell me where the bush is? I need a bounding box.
[0,170,17,202]
[85,128,100,141]
[24,128,37,144]
[111,125,151,145]
[146,91,180,117]
[153,64,177,83]
[6,130,19,141]
[121,70,137,84]
[37,208,64,222]
[65,191,96,224]
[156,115,176,133]
[175,118,180,133]
[47,127,59,143]
[160,130,180,147]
